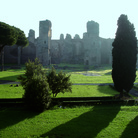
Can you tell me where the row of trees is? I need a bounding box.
[112,14,137,98]
[0,21,28,70]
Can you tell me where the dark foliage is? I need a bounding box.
[0,21,28,71]
[18,58,51,112]
[0,21,28,53]
[14,27,28,47]
[112,14,137,97]
[47,67,72,97]
[0,22,17,52]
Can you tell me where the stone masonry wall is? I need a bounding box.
[3,20,114,66]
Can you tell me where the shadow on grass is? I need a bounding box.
[41,105,120,138]
[0,75,21,82]
[97,85,119,96]
[0,108,39,130]
[104,71,112,75]
[120,115,138,138]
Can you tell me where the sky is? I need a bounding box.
[0,0,138,39]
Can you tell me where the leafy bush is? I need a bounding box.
[22,74,51,112]
[47,67,72,97]
[18,58,46,85]
[18,58,51,112]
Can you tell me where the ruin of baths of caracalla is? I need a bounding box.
[4,19,114,66]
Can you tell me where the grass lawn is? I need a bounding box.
[0,70,25,82]
[0,64,138,84]
[0,85,24,98]
[70,73,113,83]
[0,84,119,98]
[0,64,136,98]
[57,85,119,97]
[0,64,138,137]
[0,105,138,138]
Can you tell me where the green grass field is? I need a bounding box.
[0,84,119,98]
[1,64,138,83]
[0,64,138,137]
[0,105,138,138]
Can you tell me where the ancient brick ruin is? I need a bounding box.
[3,19,114,66]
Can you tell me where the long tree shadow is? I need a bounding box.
[97,85,119,96]
[0,107,39,130]
[104,71,112,75]
[120,115,138,138]
[41,105,120,138]
[0,74,21,83]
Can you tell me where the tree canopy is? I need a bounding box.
[0,21,28,53]
[14,27,28,46]
[112,14,137,97]
[47,67,72,97]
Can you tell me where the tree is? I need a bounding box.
[18,58,51,112]
[18,58,46,87]
[0,22,17,53]
[0,22,17,70]
[47,67,72,97]
[0,21,28,70]
[15,27,28,47]
[112,14,137,97]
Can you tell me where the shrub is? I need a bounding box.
[47,67,72,97]
[18,58,46,86]
[22,74,51,112]
[18,58,51,112]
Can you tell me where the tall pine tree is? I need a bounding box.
[112,14,137,97]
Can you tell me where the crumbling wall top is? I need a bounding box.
[39,19,52,38]
[65,34,72,40]
[60,34,64,40]
[87,21,99,37]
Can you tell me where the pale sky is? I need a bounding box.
[0,0,138,39]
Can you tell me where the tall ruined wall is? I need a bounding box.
[3,19,113,66]
[51,21,113,66]
[83,21,101,66]
[36,20,52,65]
[87,21,99,37]
[21,42,36,63]
[100,38,113,64]
[3,43,36,65]
[51,33,84,64]
[28,29,35,43]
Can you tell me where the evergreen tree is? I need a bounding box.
[47,67,72,97]
[18,58,51,112]
[112,14,137,97]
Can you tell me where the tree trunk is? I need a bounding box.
[1,48,4,71]
[18,46,21,66]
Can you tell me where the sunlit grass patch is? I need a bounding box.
[0,84,24,98]
[0,71,24,82]
[70,73,113,83]
[57,85,119,97]
[0,105,138,138]
[0,84,119,98]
